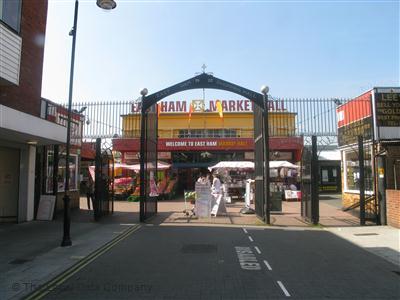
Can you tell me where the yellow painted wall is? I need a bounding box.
[122,112,296,138]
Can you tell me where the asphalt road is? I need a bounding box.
[42,225,400,300]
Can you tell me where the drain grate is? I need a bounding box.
[9,258,31,265]
[353,233,379,236]
[181,244,217,254]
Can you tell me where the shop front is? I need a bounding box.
[112,99,303,203]
[113,135,303,195]
[337,87,400,224]
[36,99,84,214]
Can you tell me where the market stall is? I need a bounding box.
[269,161,300,204]
[88,161,171,201]
[208,160,300,207]
[209,161,255,202]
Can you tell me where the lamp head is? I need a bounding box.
[78,106,87,113]
[96,0,117,10]
[260,85,269,95]
[140,88,148,96]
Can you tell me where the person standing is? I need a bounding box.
[86,177,94,210]
[197,172,206,183]
[211,172,222,195]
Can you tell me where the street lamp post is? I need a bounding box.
[61,0,117,247]
[261,85,270,225]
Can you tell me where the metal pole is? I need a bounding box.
[94,138,102,221]
[61,0,79,247]
[263,93,270,224]
[139,97,146,222]
[311,135,319,225]
[358,135,366,226]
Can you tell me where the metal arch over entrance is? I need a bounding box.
[141,73,264,111]
[139,73,269,222]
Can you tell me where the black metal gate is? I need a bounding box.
[301,135,319,224]
[94,138,114,221]
[139,73,267,222]
[139,101,158,222]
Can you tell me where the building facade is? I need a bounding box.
[0,0,67,222]
[113,99,303,191]
[337,87,400,226]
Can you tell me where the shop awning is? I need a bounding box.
[269,161,299,169]
[208,161,255,170]
[208,160,299,171]
[89,161,171,178]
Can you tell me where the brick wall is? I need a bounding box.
[0,0,48,117]
[386,190,400,228]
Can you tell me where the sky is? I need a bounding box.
[41,0,400,104]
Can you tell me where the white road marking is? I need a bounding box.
[248,236,254,242]
[263,260,272,270]
[254,246,261,254]
[235,246,261,270]
[243,228,248,234]
[277,281,291,297]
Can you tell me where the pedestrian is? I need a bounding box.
[197,172,206,183]
[211,172,222,195]
[86,176,94,210]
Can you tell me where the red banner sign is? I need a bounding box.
[113,137,303,152]
[337,91,372,128]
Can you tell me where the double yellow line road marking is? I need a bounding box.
[24,224,142,300]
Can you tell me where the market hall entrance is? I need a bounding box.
[139,73,269,223]
[73,87,370,227]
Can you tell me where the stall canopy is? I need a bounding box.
[269,161,299,169]
[127,161,171,171]
[208,161,255,171]
[88,161,171,180]
[209,160,299,171]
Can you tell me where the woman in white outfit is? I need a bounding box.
[211,172,222,195]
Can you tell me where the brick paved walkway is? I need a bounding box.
[82,194,362,227]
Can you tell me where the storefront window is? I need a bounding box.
[344,148,373,192]
[178,129,238,138]
[46,150,79,193]
[46,151,54,193]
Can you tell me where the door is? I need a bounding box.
[0,147,20,222]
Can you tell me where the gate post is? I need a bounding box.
[261,86,270,224]
[139,95,147,222]
[94,137,101,221]
[311,135,319,225]
[358,135,366,226]
[376,155,386,225]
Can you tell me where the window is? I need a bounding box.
[344,147,373,192]
[46,151,54,193]
[0,0,22,32]
[320,167,338,184]
[46,150,79,193]
[394,160,400,190]
[178,129,238,138]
